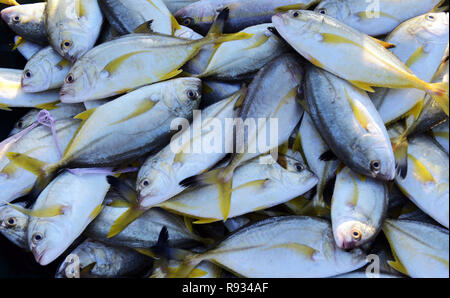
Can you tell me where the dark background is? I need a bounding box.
[0,0,58,278]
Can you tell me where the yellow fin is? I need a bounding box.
[308,55,324,69]
[406,98,425,120]
[158,69,183,81]
[0,104,12,111]
[431,0,446,12]
[266,243,316,259]
[111,100,156,125]
[202,83,214,94]
[74,108,96,121]
[3,201,67,218]
[12,36,24,51]
[187,268,208,278]
[193,218,219,224]
[76,0,85,18]
[135,248,157,258]
[243,34,269,50]
[408,154,435,184]
[275,4,307,12]
[405,46,425,68]
[134,20,154,34]
[56,59,72,70]
[349,175,359,207]
[233,87,247,110]
[424,253,449,268]
[63,108,97,157]
[171,14,181,33]
[35,101,59,111]
[427,81,449,116]
[368,36,396,49]
[357,11,400,22]
[0,0,20,6]
[184,216,194,233]
[107,207,146,238]
[321,33,360,48]
[108,200,132,208]
[89,204,104,221]
[387,246,409,276]
[104,51,149,75]
[345,88,369,130]
[217,176,233,221]
[349,80,375,93]
[5,152,46,177]
[356,173,367,182]
[433,131,449,140]
[232,179,268,192]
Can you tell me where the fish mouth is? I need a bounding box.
[32,248,46,265]
[0,9,12,24]
[137,194,168,209]
[272,14,287,26]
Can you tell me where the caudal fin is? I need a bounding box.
[428,81,449,116]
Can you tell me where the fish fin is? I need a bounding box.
[5,152,47,177]
[207,7,229,35]
[74,108,96,121]
[0,0,19,6]
[107,207,146,238]
[171,14,181,33]
[103,51,149,75]
[88,204,104,221]
[3,201,67,218]
[158,69,183,81]
[106,176,138,205]
[233,86,247,110]
[111,100,156,125]
[202,82,214,94]
[319,150,338,161]
[387,259,409,276]
[405,46,425,68]
[430,0,446,12]
[76,0,86,18]
[184,216,194,233]
[56,59,71,70]
[368,36,396,49]
[349,80,375,93]
[427,81,449,116]
[151,226,191,261]
[407,154,435,184]
[345,88,369,130]
[179,168,222,188]
[108,199,132,208]
[34,101,59,111]
[243,34,269,50]
[266,243,316,259]
[135,248,157,258]
[0,104,12,111]
[168,254,203,278]
[193,218,219,224]
[79,262,97,277]
[12,36,24,51]
[392,136,408,179]
[134,20,154,34]
[274,4,307,12]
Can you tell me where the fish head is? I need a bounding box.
[272,10,324,38]
[1,5,40,32]
[0,203,29,249]
[334,219,376,249]
[162,78,202,116]
[28,219,69,266]
[408,13,449,44]
[314,0,351,22]
[137,159,179,208]
[55,253,83,278]
[21,58,53,93]
[174,2,216,34]
[277,156,318,189]
[359,136,396,181]
[9,110,39,136]
[57,30,90,63]
[60,63,93,103]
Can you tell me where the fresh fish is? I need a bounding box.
[272,10,449,115]
[395,135,449,228]
[22,46,73,93]
[303,66,396,181]
[13,36,43,60]
[151,260,221,278]
[98,0,177,36]
[27,171,110,265]
[159,155,317,222]
[137,89,243,209]
[174,0,320,35]
[0,119,80,203]
[371,13,449,125]
[432,119,449,153]
[163,0,199,14]
[45,0,104,62]
[170,216,367,278]
[0,202,29,250]
[315,0,444,36]
[383,219,449,278]
[55,240,150,278]
[0,68,60,111]
[331,166,388,249]
[59,10,251,103]
[1,2,47,45]
[85,206,207,249]
[198,23,287,80]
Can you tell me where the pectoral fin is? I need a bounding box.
[3,201,67,218]
[368,36,396,49]
[349,80,375,93]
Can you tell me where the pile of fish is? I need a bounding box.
[0,0,448,278]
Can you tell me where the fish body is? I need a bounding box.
[13,36,43,60]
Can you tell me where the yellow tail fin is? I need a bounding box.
[107,207,146,238]
[428,81,449,116]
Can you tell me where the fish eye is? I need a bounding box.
[65,73,75,84]
[426,14,435,22]
[186,89,199,100]
[292,11,301,18]
[32,232,43,243]
[317,8,327,15]
[295,162,304,172]
[24,70,32,79]
[5,217,16,228]
[182,17,193,26]
[61,40,73,50]
[351,228,362,241]
[16,120,24,129]
[141,179,150,188]
[12,15,20,23]
[370,160,381,173]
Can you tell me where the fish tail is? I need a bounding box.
[169,254,204,278]
[107,206,146,238]
[427,81,449,116]
[391,135,408,179]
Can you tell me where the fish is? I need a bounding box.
[371,13,449,125]
[331,166,388,249]
[0,118,80,203]
[183,53,304,220]
[302,65,396,181]
[159,154,317,222]
[163,0,199,14]
[166,216,368,278]
[200,80,242,108]
[432,119,449,154]
[198,23,287,80]
[59,9,252,103]
[85,205,208,249]
[272,10,449,116]
[55,239,150,278]
[45,0,104,62]
[21,46,73,93]
[174,0,320,35]
[137,89,244,209]
[1,2,47,45]
[383,219,449,278]
[13,36,43,60]
[315,0,444,36]
[150,260,221,278]
[394,135,449,228]
[98,0,177,36]
[0,68,60,111]
[0,202,29,250]
[26,171,110,265]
